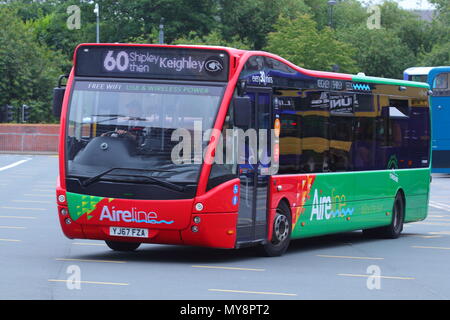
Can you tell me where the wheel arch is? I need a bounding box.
[267,197,292,243]
[395,187,406,213]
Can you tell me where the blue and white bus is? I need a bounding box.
[404,66,450,173]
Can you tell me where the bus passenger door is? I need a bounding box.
[236,89,272,244]
[430,72,450,170]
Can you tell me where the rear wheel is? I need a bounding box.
[363,192,404,239]
[105,240,141,252]
[260,201,292,257]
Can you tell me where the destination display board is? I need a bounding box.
[75,45,229,82]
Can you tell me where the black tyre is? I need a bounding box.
[260,201,292,257]
[105,240,141,252]
[363,192,404,239]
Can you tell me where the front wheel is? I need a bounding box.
[260,202,292,257]
[105,240,141,252]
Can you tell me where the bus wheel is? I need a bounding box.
[105,240,141,252]
[260,201,292,257]
[363,193,404,239]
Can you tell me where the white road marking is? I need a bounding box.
[0,158,31,172]
[48,279,128,286]
[317,255,384,260]
[192,265,265,272]
[208,289,297,296]
[55,258,126,264]
[338,273,415,280]
[412,245,450,250]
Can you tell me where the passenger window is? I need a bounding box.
[434,73,449,90]
[278,90,330,174]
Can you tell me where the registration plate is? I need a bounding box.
[109,227,148,238]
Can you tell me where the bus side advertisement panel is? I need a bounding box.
[272,169,429,240]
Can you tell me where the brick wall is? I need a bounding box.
[0,124,60,153]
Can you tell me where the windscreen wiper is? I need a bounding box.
[81,167,184,192]
[91,114,147,123]
[90,114,126,124]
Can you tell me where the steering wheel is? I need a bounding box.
[102,130,128,138]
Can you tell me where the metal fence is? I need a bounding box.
[0,124,59,153]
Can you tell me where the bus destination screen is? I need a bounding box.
[75,45,229,82]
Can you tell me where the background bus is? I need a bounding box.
[404,66,450,173]
[54,44,431,257]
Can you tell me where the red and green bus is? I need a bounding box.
[54,44,431,256]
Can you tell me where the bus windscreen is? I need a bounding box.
[66,81,224,193]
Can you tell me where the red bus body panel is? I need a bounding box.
[56,43,355,249]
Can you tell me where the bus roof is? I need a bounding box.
[73,43,430,89]
[404,67,436,76]
[404,66,450,76]
[352,74,429,89]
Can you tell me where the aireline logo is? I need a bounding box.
[99,205,174,224]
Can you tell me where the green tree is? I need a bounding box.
[96,0,218,44]
[420,42,450,66]
[172,31,251,49]
[378,1,435,57]
[218,0,310,49]
[264,14,358,73]
[338,26,416,78]
[0,8,66,123]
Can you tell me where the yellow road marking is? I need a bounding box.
[192,265,265,272]
[72,242,107,247]
[1,206,46,211]
[418,235,443,238]
[338,274,415,280]
[0,216,37,219]
[208,289,297,296]
[412,245,450,250]
[55,258,126,264]
[404,234,443,239]
[48,279,128,286]
[0,226,26,229]
[317,255,384,260]
[12,200,52,204]
[429,231,450,235]
[411,222,450,226]
[23,194,54,198]
[6,175,33,177]
[0,238,21,242]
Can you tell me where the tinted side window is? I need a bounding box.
[329,92,354,172]
[353,117,376,171]
[352,94,376,171]
[277,90,330,174]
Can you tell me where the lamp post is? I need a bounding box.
[94,3,100,43]
[159,17,165,44]
[328,0,337,29]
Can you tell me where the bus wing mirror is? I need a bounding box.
[52,75,68,119]
[52,87,65,119]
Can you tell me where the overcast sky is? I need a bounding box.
[358,0,436,10]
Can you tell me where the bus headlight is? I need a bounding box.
[195,203,204,211]
[58,195,66,203]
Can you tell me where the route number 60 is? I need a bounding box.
[104,50,129,72]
